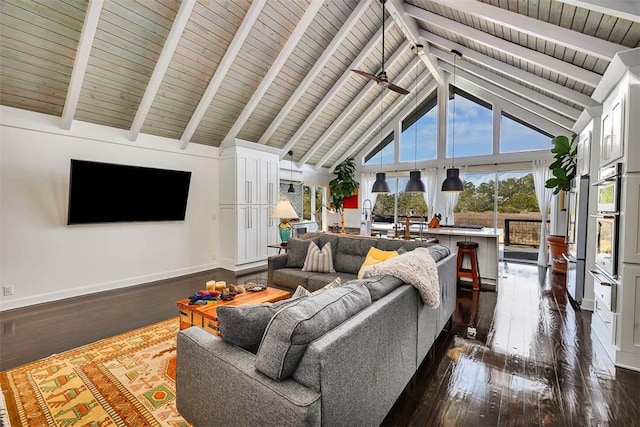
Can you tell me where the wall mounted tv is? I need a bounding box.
[67,159,192,225]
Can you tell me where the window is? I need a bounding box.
[448,89,492,158]
[500,113,551,153]
[364,132,394,165]
[303,186,325,221]
[455,172,495,228]
[372,176,427,222]
[400,93,437,162]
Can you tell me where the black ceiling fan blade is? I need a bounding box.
[351,69,383,83]
[387,82,410,95]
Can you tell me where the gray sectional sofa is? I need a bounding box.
[176,234,457,426]
[268,233,447,292]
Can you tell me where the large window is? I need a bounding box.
[400,93,437,162]
[447,89,492,158]
[500,113,552,153]
[364,132,394,165]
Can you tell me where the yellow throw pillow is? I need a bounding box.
[358,247,399,278]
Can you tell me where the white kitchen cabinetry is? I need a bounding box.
[600,94,624,167]
[576,130,591,177]
[588,49,640,371]
[219,142,280,270]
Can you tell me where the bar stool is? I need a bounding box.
[456,241,481,291]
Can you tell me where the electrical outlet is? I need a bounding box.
[3,285,14,296]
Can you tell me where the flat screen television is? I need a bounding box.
[67,159,192,224]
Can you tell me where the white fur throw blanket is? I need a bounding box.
[361,247,440,307]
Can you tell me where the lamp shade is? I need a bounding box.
[371,172,390,193]
[441,168,464,192]
[288,183,295,193]
[405,170,425,193]
[272,199,299,219]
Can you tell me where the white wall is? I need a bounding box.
[0,108,220,311]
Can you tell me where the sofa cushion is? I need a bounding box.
[307,273,357,291]
[427,244,451,262]
[357,247,398,278]
[316,234,340,259]
[334,237,377,275]
[286,238,316,268]
[255,283,372,380]
[302,241,336,273]
[352,275,405,301]
[217,298,300,354]
[272,268,316,289]
[375,239,434,252]
[292,277,342,298]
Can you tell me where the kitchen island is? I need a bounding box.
[372,224,502,290]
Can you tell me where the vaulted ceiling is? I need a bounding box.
[1,0,639,170]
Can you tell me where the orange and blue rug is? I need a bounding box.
[0,318,188,426]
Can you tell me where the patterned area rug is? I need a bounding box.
[0,318,188,426]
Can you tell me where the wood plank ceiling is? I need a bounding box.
[1,0,639,170]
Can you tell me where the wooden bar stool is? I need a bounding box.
[456,241,481,291]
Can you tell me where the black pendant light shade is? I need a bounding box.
[287,150,295,193]
[372,172,390,193]
[405,170,426,193]
[441,168,464,192]
[288,183,295,193]
[405,45,425,194]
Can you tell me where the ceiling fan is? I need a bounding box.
[351,0,410,95]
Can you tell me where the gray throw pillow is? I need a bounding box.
[217,298,298,354]
[255,283,372,380]
[291,277,342,299]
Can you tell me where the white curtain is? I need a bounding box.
[444,166,465,225]
[422,167,440,218]
[360,172,377,220]
[533,160,553,266]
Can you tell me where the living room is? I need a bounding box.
[1,0,639,426]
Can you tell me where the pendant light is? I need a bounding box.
[405,45,425,193]
[371,86,390,193]
[442,49,464,192]
[287,150,295,193]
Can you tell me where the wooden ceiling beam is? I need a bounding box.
[298,40,411,167]
[324,76,437,172]
[433,47,582,121]
[406,5,601,88]
[384,0,443,86]
[430,0,626,62]
[278,17,397,159]
[423,32,598,109]
[129,0,195,142]
[179,0,266,149]
[257,0,374,145]
[555,0,640,23]
[61,0,104,130]
[438,61,576,129]
[223,0,325,142]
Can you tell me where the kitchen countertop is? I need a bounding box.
[371,223,501,238]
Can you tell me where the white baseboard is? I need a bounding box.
[0,262,219,311]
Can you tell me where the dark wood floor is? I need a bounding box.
[2,263,639,426]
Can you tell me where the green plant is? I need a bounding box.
[329,158,359,212]
[545,133,578,195]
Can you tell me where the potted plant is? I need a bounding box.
[544,133,577,274]
[329,158,359,234]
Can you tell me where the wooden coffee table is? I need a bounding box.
[176,287,290,336]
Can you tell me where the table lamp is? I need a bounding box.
[272,198,299,244]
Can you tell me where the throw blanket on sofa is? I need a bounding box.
[360,247,440,307]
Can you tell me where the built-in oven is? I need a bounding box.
[589,162,622,312]
[594,163,621,213]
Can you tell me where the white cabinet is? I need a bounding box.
[576,130,591,177]
[600,95,624,167]
[219,143,280,269]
